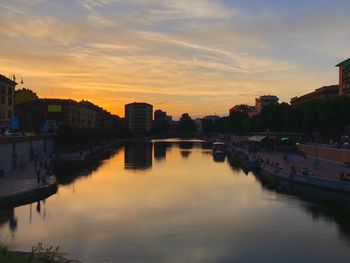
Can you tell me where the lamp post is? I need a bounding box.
[8,74,24,169]
[8,74,24,84]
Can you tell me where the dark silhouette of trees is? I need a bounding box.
[202,97,350,143]
[153,120,170,135]
[177,113,197,135]
[15,88,39,105]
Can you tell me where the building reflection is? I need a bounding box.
[180,150,191,159]
[178,141,194,150]
[179,142,194,159]
[125,143,153,170]
[154,142,168,161]
[0,207,17,232]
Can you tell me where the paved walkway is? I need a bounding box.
[0,163,56,206]
[253,150,349,181]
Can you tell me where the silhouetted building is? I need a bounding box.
[154,109,166,122]
[124,143,152,170]
[16,99,120,132]
[0,75,17,128]
[336,58,350,96]
[16,99,81,132]
[154,109,172,124]
[290,85,339,105]
[255,95,279,114]
[125,102,153,134]
[203,115,220,121]
[229,104,256,117]
[79,100,120,129]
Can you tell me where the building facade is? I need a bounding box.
[125,102,153,134]
[16,99,120,132]
[0,75,17,128]
[154,109,172,125]
[336,58,350,96]
[290,85,339,105]
[255,95,279,114]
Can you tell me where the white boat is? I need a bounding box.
[212,142,226,156]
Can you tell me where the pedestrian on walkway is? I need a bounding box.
[36,166,41,185]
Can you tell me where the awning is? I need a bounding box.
[248,135,267,142]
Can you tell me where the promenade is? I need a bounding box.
[256,150,349,181]
[0,162,57,207]
[225,137,350,181]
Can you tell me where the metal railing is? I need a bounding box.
[0,134,55,145]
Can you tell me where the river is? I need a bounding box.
[1,139,350,263]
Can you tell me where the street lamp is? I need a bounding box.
[8,74,24,84]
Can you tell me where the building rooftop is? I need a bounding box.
[336,58,350,67]
[0,74,17,85]
[259,95,279,100]
[125,102,153,107]
[291,85,339,105]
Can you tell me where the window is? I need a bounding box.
[1,96,5,105]
[8,110,12,119]
[8,97,12,105]
[1,85,5,95]
[7,86,13,96]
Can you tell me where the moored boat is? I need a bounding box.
[212,142,226,157]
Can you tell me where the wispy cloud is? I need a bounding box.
[0,0,348,117]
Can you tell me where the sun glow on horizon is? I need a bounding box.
[1,0,348,117]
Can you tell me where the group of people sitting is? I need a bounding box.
[34,155,53,186]
[260,158,283,172]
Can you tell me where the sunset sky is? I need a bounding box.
[1,0,349,118]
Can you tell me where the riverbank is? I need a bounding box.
[227,142,350,193]
[0,163,57,208]
[1,248,82,263]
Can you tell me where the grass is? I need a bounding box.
[0,245,32,263]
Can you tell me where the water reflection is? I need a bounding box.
[1,140,350,263]
[54,149,117,185]
[153,142,168,161]
[213,154,225,162]
[0,207,17,232]
[125,142,152,170]
[179,141,194,150]
[254,171,350,243]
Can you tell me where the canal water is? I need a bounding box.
[1,140,350,263]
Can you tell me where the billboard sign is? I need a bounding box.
[10,117,19,130]
[48,105,62,113]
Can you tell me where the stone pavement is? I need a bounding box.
[0,162,56,206]
[255,150,350,181]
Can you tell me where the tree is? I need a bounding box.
[177,113,197,134]
[15,88,39,105]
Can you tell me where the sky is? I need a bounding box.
[0,0,350,118]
